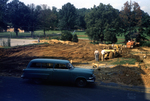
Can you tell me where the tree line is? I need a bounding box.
[0,0,150,43]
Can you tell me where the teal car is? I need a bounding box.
[21,59,95,87]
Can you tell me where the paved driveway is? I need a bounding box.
[10,39,37,47]
[0,76,150,101]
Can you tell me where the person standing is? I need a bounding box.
[94,49,99,61]
[101,49,105,61]
[38,38,40,43]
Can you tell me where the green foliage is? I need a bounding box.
[0,30,61,38]
[0,0,8,31]
[0,0,150,42]
[76,8,90,29]
[120,1,142,30]
[24,4,41,36]
[51,6,59,30]
[144,27,150,36]
[135,34,141,42]
[72,34,78,42]
[112,58,137,65]
[141,11,150,28]
[38,4,57,36]
[58,3,76,30]
[61,31,73,41]
[125,33,131,43]
[85,3,120,42]
[98,58,138,65]
[119,1,143,40]
[104,29,117,43]
[7,0,31,36]
[50,36,60,40]
[140,41,150,47]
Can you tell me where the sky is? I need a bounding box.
[10,0,150,15]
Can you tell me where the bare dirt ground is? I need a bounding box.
[0,39,150,87]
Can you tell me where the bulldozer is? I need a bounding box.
[101,44,123,60]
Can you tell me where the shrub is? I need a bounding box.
[61,31,72,41]
[72,34,78,42]
[140,41,150,47]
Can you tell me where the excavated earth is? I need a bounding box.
[0,39,150,87]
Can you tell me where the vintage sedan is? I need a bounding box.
[21,58,95,87]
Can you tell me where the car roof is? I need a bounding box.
[30,58,70,64]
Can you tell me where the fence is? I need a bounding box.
[0,38,11,47]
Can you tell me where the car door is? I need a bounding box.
[41,63,53,81]
[52,63,71,83]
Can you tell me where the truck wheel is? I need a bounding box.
[76,78,87,87]
[109,51,114,59]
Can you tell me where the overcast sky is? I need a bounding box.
[11,0,150,15]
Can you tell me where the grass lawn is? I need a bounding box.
[111,58,137,65]
[1,30,149,45]
[73,31,88,39]
[34,30,61,36]
[74,31,127,43]
[99,58,138,65]
[0,30,61,38]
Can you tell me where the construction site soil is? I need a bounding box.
[0,39,150,87]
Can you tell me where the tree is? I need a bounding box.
[85,3,120,42]
[72,34,78,42]
[75,8,90,30]
[104,26,118,43]
[145,27,150,36]
[52,6,58,30]
[119,1,142,34]
[25,3,39,36]
[104,31,117,43]
[7,0,30,36]
[0,0,8,31]
[58,3,76,30]
[61,31,72,41]
[38,4,57,36]
[141,11,150,28]
[141,11,150,36]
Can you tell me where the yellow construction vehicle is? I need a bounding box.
[101,44,123,60]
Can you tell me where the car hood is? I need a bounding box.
[72,67,94,74]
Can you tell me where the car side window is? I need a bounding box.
[30,63,41,68]
[54,64,68,69]
[42,63,53,69]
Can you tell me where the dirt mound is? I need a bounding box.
[95,65,150,87]
[36,39,78,45]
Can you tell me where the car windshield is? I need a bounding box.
[67,63,74,69]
